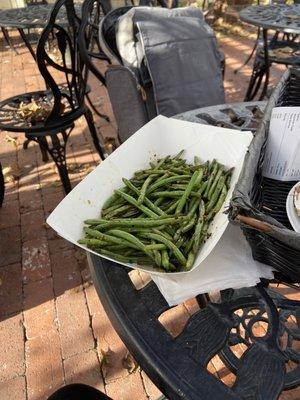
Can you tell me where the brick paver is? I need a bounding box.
[0,26,299,400]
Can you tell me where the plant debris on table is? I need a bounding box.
[18,99,52,124]
[79,151,233,272]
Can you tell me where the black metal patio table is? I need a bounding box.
[0,3,81,60]
[88,101,300,400]
[240,4,300,101]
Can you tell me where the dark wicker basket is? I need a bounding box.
[230,67,300,282]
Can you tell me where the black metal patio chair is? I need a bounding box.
[0,0,107,194]
[97,6,225,143]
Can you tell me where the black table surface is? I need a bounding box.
[240,4,300,34]
[86,101,300,399]
[0,3,82,28]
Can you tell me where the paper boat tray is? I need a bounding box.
[47,115,253,276]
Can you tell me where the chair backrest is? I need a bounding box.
[80,0,170,82]
[99,6,132,65]
[36,0,86,127]
[78,0,111,86]
[101,6,225,142]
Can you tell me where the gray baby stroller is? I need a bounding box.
[99,6,225,143]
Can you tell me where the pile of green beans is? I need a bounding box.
[79,151,233,272]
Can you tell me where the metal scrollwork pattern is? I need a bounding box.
[176,284,300,398]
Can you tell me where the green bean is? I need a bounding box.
[121,209,140,218]
[102,186,129,210]
[127,182,142,190]
[102,202,125,216]
[207,167,224,200]
[84,227,141,250]
[84,218,108,226]
[154,198,165,207]
[138,175,152,205]
[208,159,217,174]
[96,216,188,230]
[147,175,191,195]
[151,228,173,241]
[115,189,158,218]
[194,155,200,165]
[193,200,205,253]
[78,238,108,246]
[122,178,165,216]
[175,235,186,248]
[165,200,179,214]
[173,149,185,159]
[154,156,169,170]
[174,201,198,239]
[102,193,118,210]
[184,236,194,255]
[161,250,170,270]
[101,244,131,251]
[104,204,133,219]
[176,170,201,214]
[169,167,191,175]
[108,229,155,259]
[151,190,186,198]
[181,214,197,233]
[144,243,167,251]
[200,221,209,243]
[214,185,228,214]
[199,182,208,196]
[187,197,200,216]
[152,250,162,267]
[171,184,191,190]
[96,249,153,265]
[204,161,219,198]
[206,175,226,213]
[185,251,196,271]
[207,184,227,221]
[139,232,187,266]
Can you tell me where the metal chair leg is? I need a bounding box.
[33,132,72,194]
[38,137,50,162]
[24,135,49,162]
[235,27,260,74]
[85,92,110,122]
[1,27,18,54]
[84,107,108,160]
[244,59,266,101]
[0,162,5,207]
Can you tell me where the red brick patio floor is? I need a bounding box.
[0,28,299,400]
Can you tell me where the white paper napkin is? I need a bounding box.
[150,225,274,306]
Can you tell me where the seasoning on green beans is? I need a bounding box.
[79,151,233,272]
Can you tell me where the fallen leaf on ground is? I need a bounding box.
[5,134,18,147]
[2,165,23,182]
[122,353,138,374]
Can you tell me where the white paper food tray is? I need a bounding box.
[47,115,253,276]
